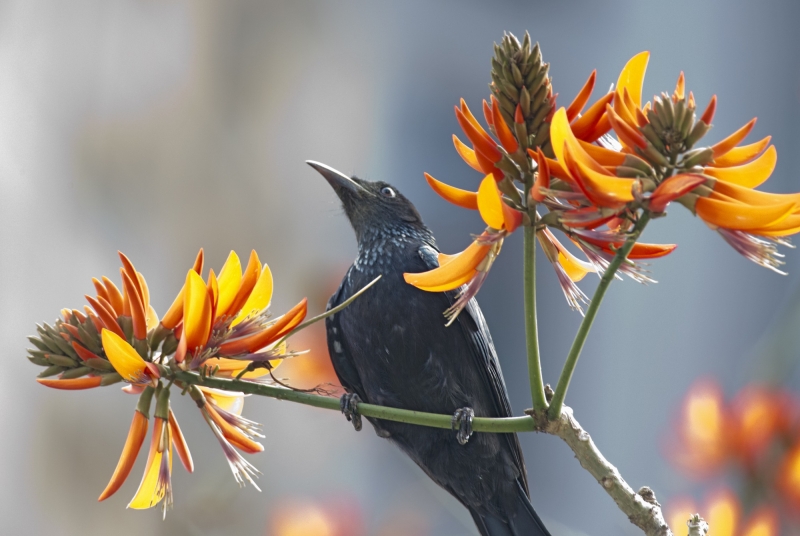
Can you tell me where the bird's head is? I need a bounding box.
[308,161,429,244]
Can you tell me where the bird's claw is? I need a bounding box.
[452,407,474,445]
[340,393,363,432]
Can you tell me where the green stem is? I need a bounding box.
[171,370,536,433]
[547,212,651,420]
[524,224,548,411]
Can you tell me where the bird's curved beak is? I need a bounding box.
[306,161,366,194]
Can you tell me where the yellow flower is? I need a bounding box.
[170,250,308,375]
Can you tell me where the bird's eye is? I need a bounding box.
[380,186,396,198]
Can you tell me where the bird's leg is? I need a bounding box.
[451,407,474,445]
[340,393,363,432]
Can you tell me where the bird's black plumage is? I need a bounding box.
[310,161,550,536]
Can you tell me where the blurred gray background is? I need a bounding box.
[2,1,800,534]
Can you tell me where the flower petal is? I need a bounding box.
[183,270,213,351]
[576,233,677,259]
[551,107,610,175]
[424,173,478,210]
[121,271,147,340]
[744,214,800,237]
[563,143,635,207]
[98,410,148,501]
[37,376,103,390]
[455,104,502,163]
[232,264,274,327]
[118,252,145,308]
[616,51,649,110]
[128,418,171,510]
[215,251,242,320]
[218,298,308,355]
[225,250,261,320]
[71,341,101,362]
[530,148,550,203]
[198,386,245,415]
[712,136,771,167]
[700,95,717,125]
[161,249,205,330]
[570,92,614,140]
[145,305,159,331]
[168,410,193,473]
[205,403,263,454]
[404,241,490,292]
[453,135,484,173]
[482,99,493,126]
[606,104,646,149]
[696,197,795,231]
[543,230,594,282]
[102,329,148,383]
[98,276,125,316]
[711,118,757,159]
[613,87,639,130]
[136,272,150,310]
[86,295,125,339]
[673,72,685,100]
[161,291,184,330]
[477,175,506,229]
[559,206,617,229]
[710,179,800,207]
[491,95,518,153]
[704,145,777,189]
[649,173,707,213]
[578,139,626,167]
[92,278,111,308]
[566,70,596,122]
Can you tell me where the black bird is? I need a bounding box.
[309,161,550,536]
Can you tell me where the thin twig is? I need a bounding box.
[530,405,673,536]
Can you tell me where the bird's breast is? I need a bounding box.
[335,260,486,413]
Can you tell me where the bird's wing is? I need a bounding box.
[325,272,368,400]
[418,243,530,494]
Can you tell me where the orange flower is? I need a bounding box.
[590,51,800,272]
[152,250,306,376]
[409,168,520,320]
[29,251,164,390]
[410,72,623,315]
[29,249,308,515]
[667,491,779,536]
[404,230,503,324]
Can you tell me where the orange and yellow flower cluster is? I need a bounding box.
[664,378,800,534]
[28,250,308,516]
[407,37,800,317]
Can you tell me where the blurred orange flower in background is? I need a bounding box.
[667,490,779,536]
[666,378,800,531]
[269,497,365,536]
[667,378,796,477]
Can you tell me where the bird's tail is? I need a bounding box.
[469,482,551,536]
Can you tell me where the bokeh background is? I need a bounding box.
[2,1,800,534]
